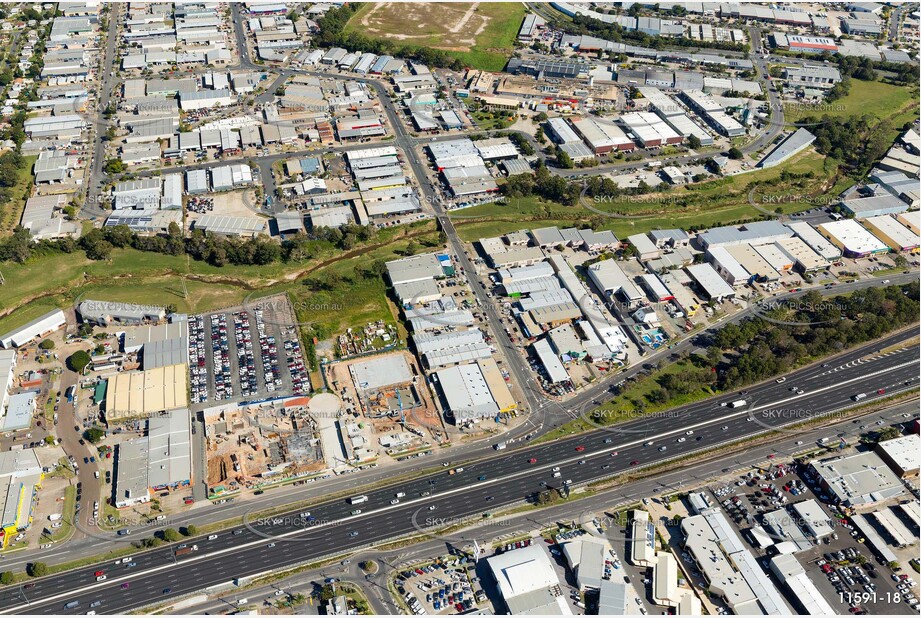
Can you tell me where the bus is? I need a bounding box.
[348,495,368,505]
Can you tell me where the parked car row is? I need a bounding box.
[253,309,283,393]
[188,315,210,403]
[232,311,259,398]
[210,313,234,401]
[284,326,310,394]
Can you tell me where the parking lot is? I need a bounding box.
[187,299,310,407]
[705,459,917,616]
[394,557,488,615]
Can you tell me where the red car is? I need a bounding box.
[767,454,776,459]
[94,570,104,577]
[877,389,886,395]
[575,446,585,452]
[528,458,537,464]
[629,460,639,466]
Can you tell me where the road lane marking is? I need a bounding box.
[5,357,917,614]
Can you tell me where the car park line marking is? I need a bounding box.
[5,358,917,614]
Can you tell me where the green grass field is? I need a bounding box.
[0,155,37,233]
[0,223,440,343]
[345,2,525,71]
[784,79,919,144]
[451,150,845,241]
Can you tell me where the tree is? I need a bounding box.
[688,134,702,149]
[556,147,574,169]
[39,339,55,350]
[27,562,47,577]
[727,146,743,160]
[83,426,105,444]
[183,524,199,537]
[0,571,13,585]
[103,158,124,175]
[161,528,182,542]
[67,350,91,373]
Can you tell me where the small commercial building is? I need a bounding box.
[841,193,911,219]
[816,220,890,258]
[861,215,919,253]
[769,554,837,615]
[757,128,815,168]
[786,222,842,261]
[105,364,189,421]
[0,310,67,349]
[874,434,920,478]
[385,253,446,285]
[486,545,573,615]
[79,301,165,327]
[0,449,43,547]
[630,510,657,567]
[685,264,735,301]
[808,451,905,507]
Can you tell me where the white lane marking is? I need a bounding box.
[6,357,917,614]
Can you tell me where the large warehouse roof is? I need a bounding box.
[487,545,572,615]
[350,354,413,391]
[105,365,189,420]
[435,363,498,421]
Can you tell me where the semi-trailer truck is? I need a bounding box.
[349,495,368,505]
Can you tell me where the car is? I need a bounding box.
[575,446,585,452]
[94,571,104,577]
[349,531,359,537]
[658,446,667,451]
[478,475,487,481]
[485,496,494,501]
[95,575,106,582]
[776,377,786,383]
[162,588,172,594]
[677,437,686,443]
[721,426,729,431]
[121,583,130,590]
[686,430,694,435]
[630,460,639,466]
[267,543,275,548]
[877,389,886,395]
[528,458,537,464]
[602,438,612,444]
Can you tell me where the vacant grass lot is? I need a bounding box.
[345,2,525,71]
[452,150,844,241]
[0,155,37,233]
[784,79,918,128]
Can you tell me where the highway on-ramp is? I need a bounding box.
[1,332,916,615]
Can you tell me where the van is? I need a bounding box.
[552,472,562,478]
[64,601,79,609]
[236,599,248,606]
[852,393,866,402]
[395,492,406,498]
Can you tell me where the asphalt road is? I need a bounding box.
[82,6,123,220]
[170,396,919,617]
[3,331,916,615]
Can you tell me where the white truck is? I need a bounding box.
[729,400,747,408]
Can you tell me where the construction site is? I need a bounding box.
[326,351,448,451]
[203,396,325,495]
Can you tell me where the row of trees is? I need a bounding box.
[708,285,919,389]
[1,219,384,268]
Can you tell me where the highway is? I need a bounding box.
[2,331,916,615]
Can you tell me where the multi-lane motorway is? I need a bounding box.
[2,331,916,615]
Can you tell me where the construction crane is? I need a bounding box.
[397,388,405,426]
